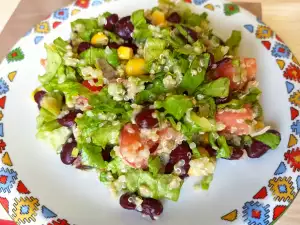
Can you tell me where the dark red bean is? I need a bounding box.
[167,12,181,23]
[77,42,92,55]
[215,57,232,68]
[102,146,113,162]
[123,42,138,54]
[115,16,134,41]
[57,110,81,128]
[165,142,192,179]
[141,197,163,220]
[246,140,270,158]
[34,90,46,108]
[149,143,159,154]
[119,193,163,220]
[215,93,232,104]
[108,42,120,49]
[207,52,215,70]
[185,27,198,41]
[135,108,158,129]
[104,14,119,31]
[206,146,217,157]
[228,148,244,160]
[61,141,77,165]
[119,193,137,210]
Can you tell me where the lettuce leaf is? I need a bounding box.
[148,156,161,176]
[92,123,121,148]
[180,53,210,94]
[53,37,69,56]
[39,44,62,84]
[80,47,119,67]
[226,30,242,56]
[254,132,281,150]
[80,143,106,169]
[131,9,147,28]
[71,18,100,41]
[155,95,193,120]
[144,38,167,62]
[198,77,230,98]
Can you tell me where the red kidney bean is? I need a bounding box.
[207,52,215,70]
[108,42,120,49]
[102,146,113,162]
[57,110,81,128]
[34,90,46,108]
[141,197,163,220]
[228,147,244,160]
[119,193,163,220]
[61,141,77,165]
[206,146,217,157]
[215,93,232,104]
[104,14,119,31]
[77,42,92,54]
[215,57,232,68]
[149,143,159,154]
[123,42,138,54]
[120,193,137,210]
[115,16,134,40]
[165,142,192,179]
[246,140,270,158]
[167,12,181,23]
[135,108,158,129]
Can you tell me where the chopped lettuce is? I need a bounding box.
[254,132,281,150]
[201,175,213,190]
[36,108,57,129]
[40,92,63,116]
[209,132,232,158]
[92,123,121,148]
[39,44,62,84]
[198,77,230,98]
[196,97,216,118]
[80,143,106,169]
[80,47,119,67]
[180,53,210,94]
[148,156,161,176]
[125,170,183,201]
[226,30,242,56]
[53,37,69,56]
[185,111,216,132]
[36,126,71,151]
[131,9,147,28]
[144,38,167,63]
[71,18,100,41]
[155,95,193,120]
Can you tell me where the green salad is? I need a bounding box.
[33,0,281,220]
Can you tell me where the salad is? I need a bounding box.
[33,0,281,220]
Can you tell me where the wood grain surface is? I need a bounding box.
[0,1,299,225]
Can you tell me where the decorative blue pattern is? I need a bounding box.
[291,120,300,136]
[286,81,295,94]
[193,0,208,5]
[92,0,103,6]
[297,176,300,191]
[20,205,29,214]
[53,8,69,20]
[42,205,57,219]
[244,24,254,33]
[0,78,9,95]
[243,201,270,225]
[34,36,44,45]
[271,42,291,59]
[0,168,18,193]
[274,162,287,175]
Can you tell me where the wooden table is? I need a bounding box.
[0,1,299,224]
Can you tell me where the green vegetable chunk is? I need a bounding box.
[254,132,281,150]
[198,77,230,98]
[226,30,242,56]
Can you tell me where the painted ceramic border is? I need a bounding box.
[0,0,299,224]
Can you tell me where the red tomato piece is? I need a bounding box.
[216,106,254,135]
[82,79,103,92]
[214,58,257,91]
[119,124,149,169]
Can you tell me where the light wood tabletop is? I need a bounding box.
[0,0,299,225]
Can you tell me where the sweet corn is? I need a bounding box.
[255,121,265,131]
[117,46,134,60]
[151,10,166,26]
[126,58,146,76]
[202,133,209,145]
[91,32,108,46]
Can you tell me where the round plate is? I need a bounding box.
[0,0,299,224]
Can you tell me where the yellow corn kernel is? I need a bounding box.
[151,10,166,26]
[117,46,134,60]
[91,32,108,46]
[198,147,210,158]
[126,58,146,76]
[201,133,209,145]
[255,121,265,130]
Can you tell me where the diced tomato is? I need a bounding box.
[216,106,254,135]
[82,79,103,92]
[214,58,257,91]
[119,124,151,169]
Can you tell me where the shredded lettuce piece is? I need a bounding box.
[148,156,161,176]
[226,30,242,56]
[198,77,230,98]
[155,95,193,120]
[209,132,232,158]
[71,18,100,41]
[80,143,107,169]
[80,47,119,67]
[254,132,280,150]
[144,38,167,63]
[201,175,213,190]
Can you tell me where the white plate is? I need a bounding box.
[0,0,299,224]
